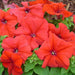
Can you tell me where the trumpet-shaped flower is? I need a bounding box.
[35,32,74,69]
[1,51,23,75]
[14,17,48,50]
[10,2,44,18]
[43,3,72,19]
[2,35,32,63]
[0,9,17,37]
[49,23,75,55]
[29,0,53,5]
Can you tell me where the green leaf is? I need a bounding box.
[70,67,75,73]
[0,36,7,54]
[34,48,39,51]
[62,17,74,31]
[0,54,1,57]
[72,74,75,75]
[25,70,33,75]
[49,68,61,75]
[0,35,7,42]
[56,24,59,28]
[3,8,10,12]
[68,72,72,75]
[24,61,36,72]
[4,68,9,75]
[0,48,2,51]
[71,64,75,67]
[61,73,68,75]
[70,56,75,65]
[15,23,19,29]
[61,68,69,75]
[0,63,4,75]
[33,65,49,75]
[27,51,43,65]
[36,60,43,65]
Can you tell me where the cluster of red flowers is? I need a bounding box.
[0,0,75,75]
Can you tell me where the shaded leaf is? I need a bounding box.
[61,68,69,75]
[24,61,36,72]
[49,68,61,75]
[0,63,4,75]
[34,65,49,75]
[23,70,33,75]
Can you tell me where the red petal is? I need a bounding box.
[42,55,51,68]
[56,55,69,69]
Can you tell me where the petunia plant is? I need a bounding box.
[0,0,75,75]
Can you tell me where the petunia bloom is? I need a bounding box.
[1,51,23,75]
[10,2,44,19]
[2,35,32,63]
[14,17,48,50]
[43,3,72,19]
[0,9,17,37]
[29,0,53,6]
[49,23,74,42]
[73,15,75,32]
[35,32,74,69]
[73,15,75,24]
[49,23,75,55]
[68,32,75,55]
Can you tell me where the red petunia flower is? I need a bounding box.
[68,32,75,55]
[73,15,75,32]
[49,23,75,55]
[29,0,53,6]
[49,23,73,41]
[43,3,72,19]
[0,9,18,37]
[1,51,23,75]
[2,35,32,63]
[10,2,44,18]
[73,15,75,24]
[14,17,48,50]
[35,32,74,69]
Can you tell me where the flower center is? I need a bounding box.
[51,50,56,55]
[56,10,60,13]
[25,8,30,13]
[30,33,36,37]
[1,19,7,24]
[57,34,61,38]
[13,48,18,53]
